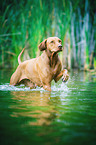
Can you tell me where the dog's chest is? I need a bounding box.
[40,53,61,79]
[41,62,59,78]
[52,63,61,76]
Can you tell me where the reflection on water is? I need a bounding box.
[10,91,60,126]
[0,69,96,145]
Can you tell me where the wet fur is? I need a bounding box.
[10,37,69,91]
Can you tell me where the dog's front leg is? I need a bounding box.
[43,84,51,91]
[54,69,69,82]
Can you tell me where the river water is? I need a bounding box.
[0,69,96,145]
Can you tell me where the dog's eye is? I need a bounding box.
[50,41,54,43]
[59,40,62,43]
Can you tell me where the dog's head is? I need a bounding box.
[38,37,62,53]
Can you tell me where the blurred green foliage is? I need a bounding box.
[0,0,96,70]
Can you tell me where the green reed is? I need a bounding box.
[0,0,95,70]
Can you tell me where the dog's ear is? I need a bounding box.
[38,39,47,51]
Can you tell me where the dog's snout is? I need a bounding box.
[58,45,62,50]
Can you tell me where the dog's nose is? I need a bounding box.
[58,45,62,50]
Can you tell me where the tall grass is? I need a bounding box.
[62,0,96,70]
[0,0,96,70]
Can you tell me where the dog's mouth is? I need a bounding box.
[53,48,62,53]
[57,48,62,52]
[49,46,62,54]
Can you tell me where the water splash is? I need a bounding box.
[0,82,69,93]
[52,82,69,93]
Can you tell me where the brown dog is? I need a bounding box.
[10,37,69,91]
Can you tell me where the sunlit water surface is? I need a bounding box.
[0,69,96,145]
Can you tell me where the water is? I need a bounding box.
[0,69,96,145]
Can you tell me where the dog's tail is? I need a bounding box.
[18,43,29,64]
[18,47,26,64]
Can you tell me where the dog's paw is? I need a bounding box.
[62,69,69,82]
